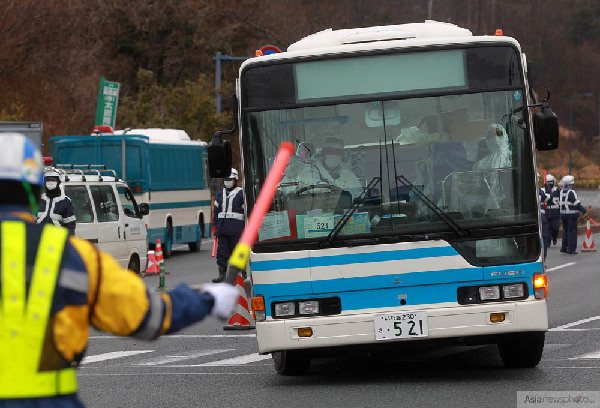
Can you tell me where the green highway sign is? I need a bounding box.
[94,77,120,129]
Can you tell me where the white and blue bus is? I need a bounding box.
[214,21,560,374]
[51,128,212,257]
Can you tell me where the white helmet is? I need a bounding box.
[546,174,555,183]
[228,168,238,180]
[0,133,44,186]
[559,175,575,188]
[44,168,61,179]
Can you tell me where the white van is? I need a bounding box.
[52,165,149,275]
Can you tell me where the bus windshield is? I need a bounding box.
[242,46,537,262]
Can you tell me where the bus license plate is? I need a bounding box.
[374,312,429,341]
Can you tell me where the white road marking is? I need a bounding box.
[545,262,577,272]
[78,372,261,376]
[550,315,600,331]
[88,334,255,339]
[81,350,154,364]
[161,353,272,367]
[133,349,234,366]
[571,351,600,360]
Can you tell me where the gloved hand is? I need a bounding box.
[583,213,590,220]
[201,283,239,319]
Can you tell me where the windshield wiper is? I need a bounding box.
[320,176,381,248]
[396,175,468,238]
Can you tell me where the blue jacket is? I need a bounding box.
[560,189,587,216]
[37,192,76,232]
[213,187,245,236]
[0,205,216,407]
[544,186,560,219]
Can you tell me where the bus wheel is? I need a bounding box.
[188,217,202,252]
[498,331,545,368]
[164,221,173,259]
[272,350,311,375]
[128,255,141,276]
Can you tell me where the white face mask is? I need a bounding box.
[45,181,58,190]
[324,155,342,169]
[224,180,235,189]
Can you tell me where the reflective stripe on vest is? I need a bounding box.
[560,190,580,215]
[0,222,77,398]
[217,187,244,221]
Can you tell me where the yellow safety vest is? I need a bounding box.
[0,222,78,398]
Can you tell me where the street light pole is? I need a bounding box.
[569,92,593,175]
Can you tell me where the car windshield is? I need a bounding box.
[245,91,536,243]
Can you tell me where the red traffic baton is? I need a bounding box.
[225,141,295,284]
[589,217,599,227]
[211,236,217,258]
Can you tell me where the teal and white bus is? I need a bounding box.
[212,21,559,374]
[51,128,212,257]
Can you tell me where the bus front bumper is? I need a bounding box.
[256,300,548,354]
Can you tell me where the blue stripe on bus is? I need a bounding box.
[253,261,542,316]
[251,246,459,271]
[149,200,211,210]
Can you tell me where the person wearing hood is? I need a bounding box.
[544,174,561,245]
[212,168,245,283]
[473,124,512,171]
[297,136,363,201]
[558,175,588,254]
[36,168,76,233]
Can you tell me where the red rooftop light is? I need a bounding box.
[92,125,114,134]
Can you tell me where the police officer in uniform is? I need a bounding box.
[36,168,76,233]
[0,133,239,407]
[213,168,245,283]
[559,175,588,254]
[544,174,561,245]
[538,174,552,261]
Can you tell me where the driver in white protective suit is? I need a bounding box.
[296,136,363,201]
[448,124,512,218]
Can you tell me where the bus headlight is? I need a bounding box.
[479,286,500,300]
[299,300,319,315]
[274,302,296,317]
[502,283,525,299]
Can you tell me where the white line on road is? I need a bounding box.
[132,349,234,366]
[81,350,154,364]
[161,353,272,367]
[88,334,255,339]
[545,262,577,272]
[78,372,261,376]
[550,315,600,331]
[570,350,600,360]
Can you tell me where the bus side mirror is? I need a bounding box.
[139,203,150,216]
[533,103,559,151]
[208,134,233,178]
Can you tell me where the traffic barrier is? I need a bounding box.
[145,250,159,275]
[223,273,255,330]
[582,220,596,251]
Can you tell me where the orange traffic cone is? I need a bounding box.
[145,250,159,275]
[154,239,170,275]
[582,220,596,251]
[223,273,255,330]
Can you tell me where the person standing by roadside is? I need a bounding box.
[0,133,239,407]
[212,168,245,283]
[538,174,551,261]
[559,175,588,254]
[36,168,76,234]
[544,174,561,245]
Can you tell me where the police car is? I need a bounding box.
[50,164,149,275]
